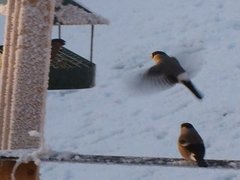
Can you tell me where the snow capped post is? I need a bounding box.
[0,0,55,178]
[0,0,55,150]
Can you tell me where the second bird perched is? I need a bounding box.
[143,51,203,99]
[178,123,208,167]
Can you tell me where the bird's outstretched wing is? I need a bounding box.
[127,65,178,95]
[143,64,178,87]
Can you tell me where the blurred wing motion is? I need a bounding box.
[144,64,178,86]
[128,66,203,99]
[127,65,177,95]
[127,50,204,99]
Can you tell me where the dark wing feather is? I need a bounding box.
[143,65,178,87]
[126,64,177,94]
[185,143,205,160]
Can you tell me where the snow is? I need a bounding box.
[55,0,109,25]
[0,4,6,16]
[1,0,240,179]
[28,130,41,138]
[0,1,109,25]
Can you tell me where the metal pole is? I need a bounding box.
[58,23,61,39]
[90,25,94,62]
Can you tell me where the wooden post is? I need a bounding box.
[0,160,38,180]
[0,0,55,148]
[5,0,55,150]
[0,0,21,150]
[0,0,55,179]
[0,0,16,149]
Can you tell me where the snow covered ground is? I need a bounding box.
[1,0,240,179]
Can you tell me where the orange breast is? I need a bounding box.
[178,144,195,162]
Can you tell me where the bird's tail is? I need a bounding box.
[196,158,208,167]
[182,81,203,99]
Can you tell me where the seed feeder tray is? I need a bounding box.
[48,46,96,90]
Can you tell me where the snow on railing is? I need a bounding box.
[0,150,240,170]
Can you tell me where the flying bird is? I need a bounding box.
[178,122,208,167]
[142,51,203,99]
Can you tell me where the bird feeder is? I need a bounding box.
[49,43,96,89]
[0,0,109,90]
[48,0,109,90]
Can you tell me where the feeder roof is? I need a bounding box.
[0,0,109,25]
[55,0,109,25]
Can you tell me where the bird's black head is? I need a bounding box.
[181,123,194,129]
[152,51,167,58]
[52,39,66,45]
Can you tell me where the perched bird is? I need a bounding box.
[0,45,3,69]
[51,39,65,59]
[178,122,208,167]
[143,51,203,99]
[0,41,65,65]
[0,45,3,53]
